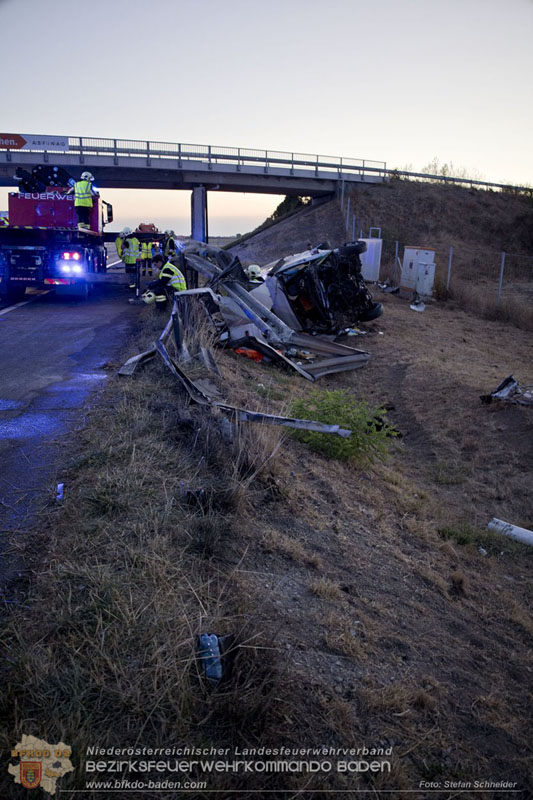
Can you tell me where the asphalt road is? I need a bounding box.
[0,254,143,600]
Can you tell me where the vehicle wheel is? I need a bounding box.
[358,302,383,322]
[1,284,26,303]
[338,242,367,257]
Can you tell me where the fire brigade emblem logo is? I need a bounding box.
[9,735,74,795]
[20,761,42,788]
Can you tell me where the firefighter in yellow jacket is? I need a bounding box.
[66,171,97,230]
[141,240,153,276]
[143,254,187,309]
[122,233,141,289]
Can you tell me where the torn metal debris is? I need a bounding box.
[480,375,533,406]
[118,241,386,438]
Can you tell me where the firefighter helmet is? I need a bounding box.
[80,171,94,181]
[121,226,132,236]
[142,290,156,305]
[246,265,262,279]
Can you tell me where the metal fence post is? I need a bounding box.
[446,246,453,293]
[497,252,506,301]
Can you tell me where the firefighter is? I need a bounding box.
[66,171,97,231]
[115,229,126,262]
[142,254,186,309]
[164,230,178,259]
[122,232,141,289]
[141,239,153,276]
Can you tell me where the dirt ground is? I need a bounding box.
[210,288,533,795]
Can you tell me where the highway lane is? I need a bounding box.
[0,250,144,600]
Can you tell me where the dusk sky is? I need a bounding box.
[1,0,532,235]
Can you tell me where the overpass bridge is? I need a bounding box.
[0,134,387,239]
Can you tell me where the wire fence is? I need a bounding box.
[338,194,533,327]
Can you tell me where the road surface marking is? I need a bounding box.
[0,291,48,317]
[107,259,122,268]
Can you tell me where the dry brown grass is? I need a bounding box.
[448,279,533,331]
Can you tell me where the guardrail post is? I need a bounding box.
[446,246,453,293]
[237,147,241,172]
[315,154,319,176]
[178,143,182,168]
[146,140,151,167]
[113,139,118,166]
[79,137,84,165]
[290,154,294,176]
[264,150,268,174]
[497,252,506,301]
[208,145,212,170]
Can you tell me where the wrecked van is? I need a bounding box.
[248,242,383,333]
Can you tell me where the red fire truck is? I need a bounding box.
[0,175,113,302]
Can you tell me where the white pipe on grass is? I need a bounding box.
[487,518,533,546]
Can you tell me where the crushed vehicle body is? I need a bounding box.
[152,242,376,381]
[249,242,383,333]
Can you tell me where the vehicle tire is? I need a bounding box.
[338,241,367,257]
[358,301,383,322]
[1,284,26,304]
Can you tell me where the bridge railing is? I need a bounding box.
[47,136,389,178]
[5,135,531,193]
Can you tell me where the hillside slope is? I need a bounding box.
[228,199,347,265]
[230,180,533,268]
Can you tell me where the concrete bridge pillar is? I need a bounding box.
[191,186,208,242]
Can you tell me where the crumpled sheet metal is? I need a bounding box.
[154,320,352,438]
[480,375,533,406]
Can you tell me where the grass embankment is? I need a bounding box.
[1,301,532,799]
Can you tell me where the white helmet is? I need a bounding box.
[121,226,132,236]
[142,290,156,305]
[81,171,94,181]
[246,265,261,279]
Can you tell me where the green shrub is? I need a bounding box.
[289,389,397,463]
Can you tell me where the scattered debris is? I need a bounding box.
[378,282,400,294]
[487,518,533,547]
[478,546,488,557]
[55,483,64,501]
[410,300,426,312]
[198,634,223,684]
[197,633,236,684]
[480,375,533,406]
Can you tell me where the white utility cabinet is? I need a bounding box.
[401,247,435,297]
[359,238,382,282]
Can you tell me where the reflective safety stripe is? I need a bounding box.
[123,237,140,264]
[168,274,187,291]
[159,261,186,291]
[74,180,94,207]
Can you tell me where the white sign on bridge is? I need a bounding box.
[0,133,69,151]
